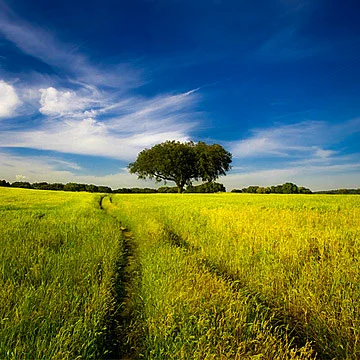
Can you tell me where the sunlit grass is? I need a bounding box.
[110,193,360,359]
[0,188,123,359]
[2,188,359,359]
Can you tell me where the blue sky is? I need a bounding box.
[0,0,360,190]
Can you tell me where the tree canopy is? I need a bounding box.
[128,140,232,193]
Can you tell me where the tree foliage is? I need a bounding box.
[10,181,32,189]
[128,140,232,193]
[0,179,10,187]
[195,142,232,182]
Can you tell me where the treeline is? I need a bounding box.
[231,182,312,194]
[0,180,226,194]
[314,188,360,194]
[0,181,113,193]
[102,182,226,194]
[158,182,226,193]
[2,179,359,194]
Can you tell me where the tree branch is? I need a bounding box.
[154,172,175,182]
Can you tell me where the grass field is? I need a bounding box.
[1,188,359,359]
[0,188,124,359]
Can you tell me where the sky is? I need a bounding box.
[0,0,360,191]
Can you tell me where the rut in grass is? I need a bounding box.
[162,225,334,360]
[100,195,143,360]
[99,195,105,209]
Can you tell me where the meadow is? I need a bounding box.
[1,188,359,359]
[0,188,124,359]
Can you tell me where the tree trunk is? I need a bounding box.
[176,183,184,193]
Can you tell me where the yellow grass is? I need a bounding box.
[2,188,359,359]
[108,193,360,359]
[0,188,123,359]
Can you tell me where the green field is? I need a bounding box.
[1,188,359,359]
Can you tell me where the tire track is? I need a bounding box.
[162,225,325,359]
[99,195,143,360]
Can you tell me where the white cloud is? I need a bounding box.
[0,126,190,161]
[39,87,97,116]
[231,136,283,157]
[0,80,20,118]
[15,174,29,181]
[314,148,336,159]
[0,88,198,160]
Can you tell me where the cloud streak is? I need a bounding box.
[0,1,142,89]
[230,119,360,161]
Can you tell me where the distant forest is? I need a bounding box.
[0,180,224,194]
[0,179,359,194]
[232,182,360,194]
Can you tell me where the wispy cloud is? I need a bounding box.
[0,1,142,89]
[230,119,360,160]
[248,1,333,64]
[253,27,330,63]
[226,118,360,190]
[0,83,200,160]
[0,1,201,161]
[106,89,200,133]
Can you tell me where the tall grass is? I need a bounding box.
[106,194,317,359]
[2,188,359,359]
[109,193,360,359]
[0,188,123,359]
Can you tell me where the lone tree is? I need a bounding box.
[128,140,232,193]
